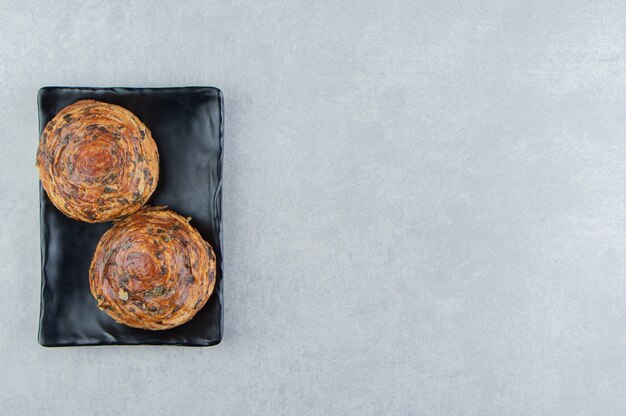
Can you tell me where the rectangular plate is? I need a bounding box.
[38,87,223,346]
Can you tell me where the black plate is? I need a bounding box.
[38,87,224,347]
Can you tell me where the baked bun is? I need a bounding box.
[36,99,159,222]
[89,207,216,330]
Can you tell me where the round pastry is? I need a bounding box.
[35,99,159,223]
[89,207,217,330]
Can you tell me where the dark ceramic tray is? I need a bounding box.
[38,87,223,347]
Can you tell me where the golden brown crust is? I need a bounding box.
[36,99,159,222]
[89,207,216,330]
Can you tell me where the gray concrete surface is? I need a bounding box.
[1,0,626,414]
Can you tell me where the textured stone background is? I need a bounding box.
[2,0,626,414]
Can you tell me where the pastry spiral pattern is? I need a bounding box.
[89,207,217,330]
[36,99,159,222]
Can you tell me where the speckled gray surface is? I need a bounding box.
[1,0,626,414]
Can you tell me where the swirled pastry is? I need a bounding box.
[89,207,216,330]
[36,99,159,222]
